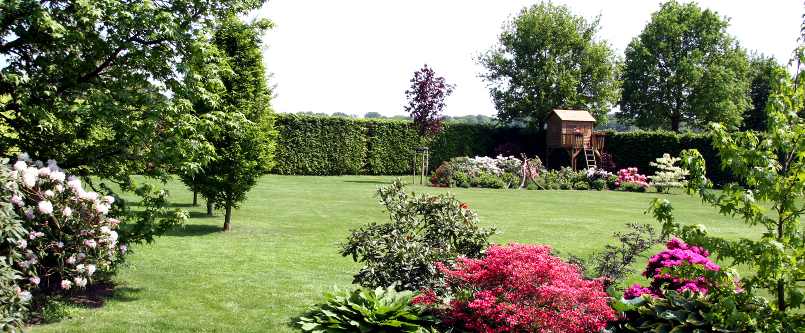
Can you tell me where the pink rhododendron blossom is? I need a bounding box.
[616,167,649,188]
[10,195,23,206]
[29,276,40,285]
[13,160,27,171]
[62,207,72,217]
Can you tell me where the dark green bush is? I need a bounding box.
[619,182,647,192]
[591,178,607,191]
[365,121,421,175]
[297,285,439,333]
[453,171,471,188]
[473,173,506,189]
[573,181,590,190]
[340,180,494,290]
[609,291,787,333]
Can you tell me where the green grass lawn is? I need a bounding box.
[30,175,760,333]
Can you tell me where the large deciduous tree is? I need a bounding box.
[180,15,276,231]
[404,64,454,139]
[479,2,620,129]
[619,1,750,132]
[742,54,786,131]
[0,0,264,182]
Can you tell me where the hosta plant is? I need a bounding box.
[341,180,494,290]
[297,285,440,333]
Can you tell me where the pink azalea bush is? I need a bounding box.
[419,244,615,333]
[2,154,125,295]
[616,167,649,189]
[624,238,728,300]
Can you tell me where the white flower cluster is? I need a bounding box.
[453,155,524,177]
[6,153,125,292]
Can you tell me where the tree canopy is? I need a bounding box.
[179,15,277,231]
[479,2,620,129]
[618,1,750,132]
[0,0,265,182]
[742,54,786,131]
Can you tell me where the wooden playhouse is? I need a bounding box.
[545,109,606,170]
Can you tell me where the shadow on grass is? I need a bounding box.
[169,202,197,208]
[342,180,391,184]
[165,223,221,237]
[188,211,218,219]
[68,283,142,308]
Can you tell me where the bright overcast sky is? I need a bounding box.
[253,1,803,117]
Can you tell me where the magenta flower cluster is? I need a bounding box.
[616,167,649,188]
[624,238,721,300]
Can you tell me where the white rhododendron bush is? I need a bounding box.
[0,154,126,324]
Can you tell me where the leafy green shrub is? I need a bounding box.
[591,178,607,191]
[297,285,439,333]
[340,180,494,290]
[573,181,590,190]
[526,182,539,190]
[473,172,506,189]
[453,171,470,188]
[606,174,619,190]
[619,182,646,192]
[610,291,783,332]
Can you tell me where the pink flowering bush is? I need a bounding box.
[624,238,727,300]
[422,244,615,333]
[616,167,649,191]
[1,154,125,296]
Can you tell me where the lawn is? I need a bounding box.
[31,175,759,333]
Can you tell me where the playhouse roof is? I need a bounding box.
[551,109,596,122]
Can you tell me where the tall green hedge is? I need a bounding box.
[271,114,728,184]
[273,115,367,175]
[606,131,729,185]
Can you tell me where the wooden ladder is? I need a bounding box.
[583,147,596,169]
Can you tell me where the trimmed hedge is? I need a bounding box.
[273,115,367,175]
[606,131,729,185]
[271,114,727,184]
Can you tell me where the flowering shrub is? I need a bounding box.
[424,244,615,333]
[341,180,494,290]
[616,167,649,191]
[624,238,725,300]
[610,238,779,332]
[0,160,29,330]
[431,155,527,189]
[1,155,125,296]
[648,153,688,193]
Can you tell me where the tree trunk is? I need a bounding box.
[206,201,214,216]
[192,190,198,206]
[670,115,681,132]
[223,203,232,232]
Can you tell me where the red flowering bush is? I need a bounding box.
[424,244,615,333]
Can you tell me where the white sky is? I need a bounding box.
[254,1,803,117]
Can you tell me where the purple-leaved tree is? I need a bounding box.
[404,65,455,139]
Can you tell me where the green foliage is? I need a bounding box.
[667,59,805,319]
[340,180,495,291]
[297,285,439,333]
[472,172,507,189]
[743,54,786,131]
[610,291,785,333]
[480,2,620,127]
[619,182,646,193]
[591,178,607,191]
[648,153,688,193]
[571,224,665,289]
[273,115,368,175]
[0,160,28,330]
[619,1,750,131]
[605,130,729,185]
[0,0,259,182]
[366,121,421,175]
[179,15,277,230]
